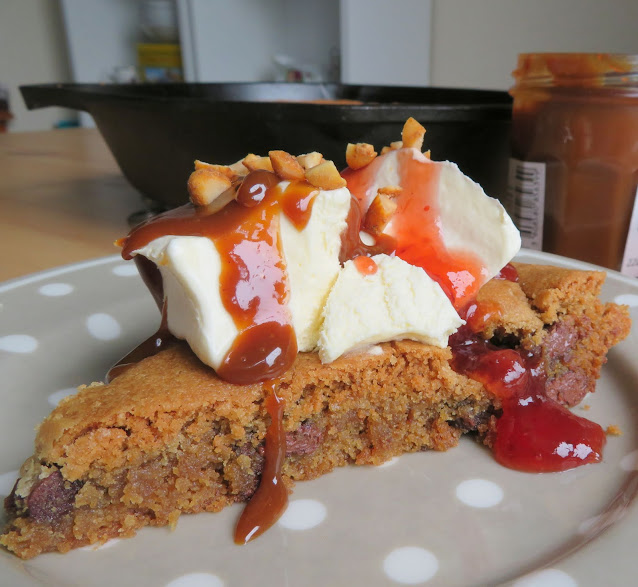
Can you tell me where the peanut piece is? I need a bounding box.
[381,141,403,155]
[401,117,426,149]
[346,143,378,169]
[194,160,236,179]
[269,150,306,180]
[304,160,347,190]
[243,153,274,172]
[378,185,402,197]
[296,151,324,170]
[364,192,398,234]
[229,160,249,176]
[187,168,233,206]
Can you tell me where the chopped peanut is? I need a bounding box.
[346,143,377,169]
[606,425,622,436]
[228,159,249,176]
[194,160,236,179]
[243,153,274,172]
[296,151,324,170]
[401,117,426,149]
[187,168,233,206]
[364,192,398,234]
[378,185,402,197]
[380,141,403,155]
[269,150,306,180]
[206,189,237,214]
[304,160,347,190]
[195,159,249,179]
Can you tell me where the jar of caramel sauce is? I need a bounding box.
[508,53,638,275]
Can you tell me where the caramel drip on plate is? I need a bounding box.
[106,300,173,383]
[134,255,165,310]
[234,388,288,544]
[112,172,325,543]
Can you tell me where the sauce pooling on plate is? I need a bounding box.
[450,323,605,472]
[450,270,606,473]
[234,388,288,544]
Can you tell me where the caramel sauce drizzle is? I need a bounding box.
[116,171,327,385]
[106,300,172,383]
[339,195,395,263]
[234,387,288,544]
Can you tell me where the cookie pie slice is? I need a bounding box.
[2,121,630,558]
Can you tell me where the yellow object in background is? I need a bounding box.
[137,43,183,82]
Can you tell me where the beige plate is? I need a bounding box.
[0,250,636,587]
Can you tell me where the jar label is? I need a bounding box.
[507,158,546,250]
[620,187,638,278]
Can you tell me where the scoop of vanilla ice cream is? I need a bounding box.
[434,160,521,281]
[134,235,238,370]
[317,254,464,363]
[132,153,520,371]
[134,187,352,369]
[371,148,521,286]
[280,186,351,351]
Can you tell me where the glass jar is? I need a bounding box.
[508,53,638,275]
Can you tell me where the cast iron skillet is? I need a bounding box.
[21,83,512,208]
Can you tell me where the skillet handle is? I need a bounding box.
[20,84,93,112]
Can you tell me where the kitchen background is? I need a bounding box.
[2,0,638,132]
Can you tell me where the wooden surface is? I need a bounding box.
[0,128,144,282]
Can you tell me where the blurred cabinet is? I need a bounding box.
[177,0,340,83]
[178,0,431,85]
[60,0,432,126]
[61,0,140,84]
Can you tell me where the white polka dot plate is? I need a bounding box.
[0,250,636,586]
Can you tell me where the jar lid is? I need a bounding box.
[512,53,638,88]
